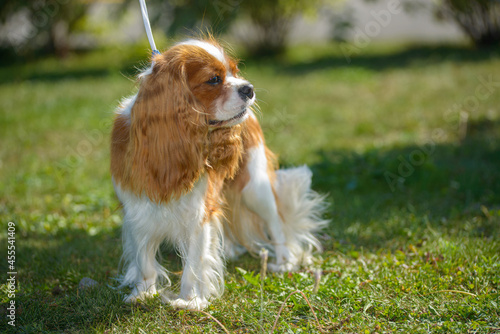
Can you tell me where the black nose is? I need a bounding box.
[238,84,254,100]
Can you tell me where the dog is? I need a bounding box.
[110,38,328,310]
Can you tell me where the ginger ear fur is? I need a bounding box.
[128,54,208,203]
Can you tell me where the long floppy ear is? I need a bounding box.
[127,54,208,203]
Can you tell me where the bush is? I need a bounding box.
[0,1,89,58]
[436,0,500,47]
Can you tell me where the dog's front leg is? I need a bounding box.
[242,145,296,272]
[167,219,224,310]
[120,208,168,303]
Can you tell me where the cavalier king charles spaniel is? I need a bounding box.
[111,38,328,310]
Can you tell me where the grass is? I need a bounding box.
[0,40,499,333]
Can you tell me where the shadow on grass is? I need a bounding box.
[308,118,500,250]
[0,48,148,85]
[273,45,500,75]
[1,228,119,332]
[0,64,139,86]
[4,44,500,85]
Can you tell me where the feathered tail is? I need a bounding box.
[273,165,330,265]
[223,165,329,268]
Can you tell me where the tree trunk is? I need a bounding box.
[49,19,69,58]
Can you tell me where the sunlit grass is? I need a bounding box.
[0,42,499,333]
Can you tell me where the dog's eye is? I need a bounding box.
[207,76,222,85]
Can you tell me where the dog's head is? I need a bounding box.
[125,39,251,202]
[176,39,255,127]
[142,39,255,128]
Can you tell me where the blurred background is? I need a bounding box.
[1,1,499,332]
[1,0,499,59]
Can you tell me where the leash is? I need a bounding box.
[138,0,160,57]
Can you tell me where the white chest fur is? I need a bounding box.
[113,175,208,244]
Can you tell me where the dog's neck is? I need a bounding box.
[205,124,243,182]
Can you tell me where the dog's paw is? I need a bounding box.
[268,244,299,272]
[124,290,157,303]
[167,297,209,310]
[123,282,158,303]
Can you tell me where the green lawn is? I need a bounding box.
[0,41,499,333]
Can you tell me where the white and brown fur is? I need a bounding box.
[110,38,328,310]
